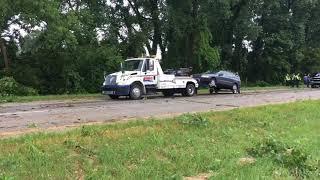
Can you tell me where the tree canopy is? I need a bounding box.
[1,0,320,94]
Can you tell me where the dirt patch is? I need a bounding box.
[184,173,214,180]
[237,157,256,166]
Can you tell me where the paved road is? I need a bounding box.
[0,89,320,136]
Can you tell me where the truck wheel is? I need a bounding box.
[183,83,196,97]
[109,95,119,99]
[163,90,175,97]
[130,84,143,100]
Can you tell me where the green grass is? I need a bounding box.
[0,100,319,179]
[0,93,102,104]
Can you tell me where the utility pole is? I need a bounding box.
[0,38,9,72]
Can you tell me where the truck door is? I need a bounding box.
[143,59,157,87]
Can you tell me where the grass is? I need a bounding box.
[0,100,319,179]
[0,93,102,104]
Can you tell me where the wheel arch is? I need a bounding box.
[186,81,196,87]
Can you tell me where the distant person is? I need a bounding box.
[303,74,310,88]
[293,73,301,88]
[285,74,291,86]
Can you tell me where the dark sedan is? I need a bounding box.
[194,71,241,94]
[310,72,320,88]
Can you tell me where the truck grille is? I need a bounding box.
[105,75,117,85]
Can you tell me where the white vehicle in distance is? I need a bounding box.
[102,57,199,100]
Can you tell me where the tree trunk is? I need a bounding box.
[0,38,9,71]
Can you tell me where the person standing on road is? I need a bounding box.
[293,73,301,88]
[303,74,310,88]
[285,74,291,86]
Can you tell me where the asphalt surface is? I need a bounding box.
[0,89,320,136]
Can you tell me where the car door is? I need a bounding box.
[216,71,229,88]
[224,72,235,88]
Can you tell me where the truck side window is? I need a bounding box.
[149,60,154,71]
[145,59,154,72]
[142,63,147,72]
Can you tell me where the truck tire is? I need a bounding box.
[130,84,143,100]
[109,95,119,99]
[163,90,175,97]
[183,83,196,97]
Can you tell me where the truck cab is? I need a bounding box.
[102,58,198,100]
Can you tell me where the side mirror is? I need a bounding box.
[218,73,223,77]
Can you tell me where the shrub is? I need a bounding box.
[178,113,209,127]
[255,80,271,87]
[247,138,318,178]
[0,77,38,97]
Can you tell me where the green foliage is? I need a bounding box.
[247,137,318,178]
[0,77,38,96]
[255,81,271,87]
[178,113,209,127]
[165,0,220,72]
[1,0,320,94]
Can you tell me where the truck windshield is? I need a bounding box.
[123,60,144,71]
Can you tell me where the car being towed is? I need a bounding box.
[194,71,241,94]
[310,72,320,88]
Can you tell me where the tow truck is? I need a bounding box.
[102,57,199,100]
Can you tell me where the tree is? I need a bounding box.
[0,0,15,72]
[165,0,220,72]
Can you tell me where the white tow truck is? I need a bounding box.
[102,57,199,100]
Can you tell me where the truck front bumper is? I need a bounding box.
[102,85,130,96]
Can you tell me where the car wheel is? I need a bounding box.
[232,84,239,94]
[163,90,175,97]
[109,95,119,99]
[130,84,143,100]
[183,83,196,97]
[209,88,214,94]
[209,78,216,88]
[209,88,218,94]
